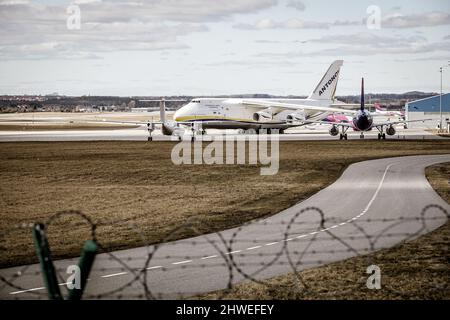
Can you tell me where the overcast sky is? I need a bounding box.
[0,0,449,96]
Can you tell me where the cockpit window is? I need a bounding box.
[191,100,200,103]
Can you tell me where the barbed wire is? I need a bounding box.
[0,204,448,299]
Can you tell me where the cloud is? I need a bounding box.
[0,0,277,60]
[234,18,331,30]
[235,10,450,31]
[254,33,450,58]
[286,0,305,11]
[0,0,29,5]
[381,11,450,28]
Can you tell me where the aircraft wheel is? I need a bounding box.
[382,133,386,140]
[377,133,381,140]
[339,134,343,140]
[279,129,285,134]
[344,134,348,140]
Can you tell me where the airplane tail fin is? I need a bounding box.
[159,99,166,123]
[360,78,365,111]
[308,60,343,101]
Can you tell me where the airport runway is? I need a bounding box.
[1,154,449,299]
[0,126,443,141]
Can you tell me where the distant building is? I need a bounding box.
[405,93,450,129]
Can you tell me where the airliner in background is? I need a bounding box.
[321,78,429,140]
[373,103,405,119]
[160,60,357,135]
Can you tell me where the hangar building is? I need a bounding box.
[405,93,450,130]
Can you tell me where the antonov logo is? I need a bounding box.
[319,70,339,96]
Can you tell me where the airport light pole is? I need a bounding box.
[440,62,450,132]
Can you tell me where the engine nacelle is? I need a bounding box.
[286,112,306,124]
[253,110,273,122]
[386,125,396,136]
[329,125,339,136]
[162,121,183,136]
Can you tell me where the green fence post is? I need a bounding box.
[67,239,98,300]
[32,223,62,300]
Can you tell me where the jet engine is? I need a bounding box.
[253,109,273,122]
[329,125,339,136]
[162,121,184,136]
[386,125,396,136]
[286,111,306,124]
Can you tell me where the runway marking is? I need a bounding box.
[8,162,395,296]
[225,250,242,255]
[172,260,192,265]
[101,272,127,278]
[246,246,262,250]
[146,266,162,270]
[10,287,45,295]
[201,255,218,260]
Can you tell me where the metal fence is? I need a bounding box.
[0,204,448,299]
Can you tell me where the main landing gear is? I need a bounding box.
[377,133,386,140]
[339,126,349,140]
[376,125,386,140]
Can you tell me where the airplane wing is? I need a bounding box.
[238,99,355,115]
[372,118,432,128]
[309,118,432,129]
[308,121,354,128]
[330,103,374,108]
[75,119,164,126]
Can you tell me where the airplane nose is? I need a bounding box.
[173,109,182,122]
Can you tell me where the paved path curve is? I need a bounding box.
[1,154,449,299]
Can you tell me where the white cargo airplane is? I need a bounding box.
[168,60,354,135]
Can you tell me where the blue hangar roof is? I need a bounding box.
[406,93,450,112]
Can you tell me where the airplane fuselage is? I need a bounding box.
[173,98,334,130]
[352,109,373,131]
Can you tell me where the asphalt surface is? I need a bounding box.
[0,126,443,141]
[1,154,449,299]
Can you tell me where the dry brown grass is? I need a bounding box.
[200,163,450,300]
[0,140,449,268]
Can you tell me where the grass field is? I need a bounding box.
[0,140,450,268]
[201,163,450,300]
